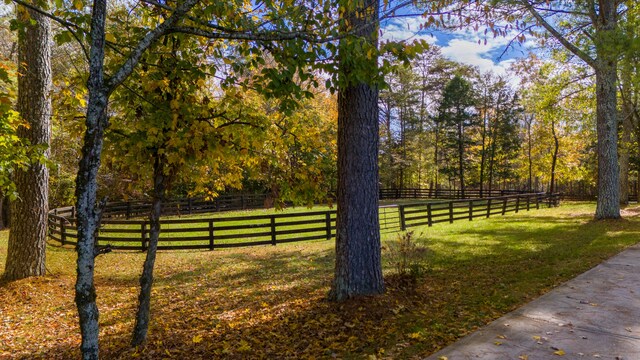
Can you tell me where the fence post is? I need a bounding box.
[60,217,66,246]
[502,198,507,215]
[208,220,214,250]
[399,206,406,231]
[126,202,132,220]
[270,217,277,245]
[486,198,491,218]
[141,222,147,251]
[241,195,246,210]
[325,212,332,239]
[515,196,520,213]
[427,203,433,227]
[189,198,193,215]
[468,200,473,221]
[71,206,76,218]
[449,201,454,223]
[536,194,540,209]
[526,196,530,211]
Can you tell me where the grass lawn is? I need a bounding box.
[2,202,640,359]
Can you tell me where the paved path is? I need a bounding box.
[427,244,640,360]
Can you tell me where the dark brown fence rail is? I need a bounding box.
[397,193,559,230]
[53,194,270,220]
[48,193,559,251]
[379,188,529,200]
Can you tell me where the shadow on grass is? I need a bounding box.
[8,210,640,359]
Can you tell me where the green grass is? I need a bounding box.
[2,202,640,359]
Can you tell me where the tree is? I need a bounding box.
[329,0,384,301]
[435,75,477,198]
[511,0,623,218]
[4,0,51,281]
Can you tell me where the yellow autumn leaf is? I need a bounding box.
[105,33,116,43]
[192,334,203,343]
[438,357,448,360]
[553,349,565,356]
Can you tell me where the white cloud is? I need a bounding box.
[382,19,534,78]
[440,38,515,76]
[381,18,438,44]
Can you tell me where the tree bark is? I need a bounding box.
[329,0,384,301]
[132,152,165,346]
[619,59,634,206]
[594,62,620,219]
[4,1,51,281]
[74,1,109,358]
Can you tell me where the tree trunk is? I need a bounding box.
[132,153,165,346]
[594,61,620,219]
[434,128,439,189]
[329,0,383,301]
[619,59,634,206]
[550,118,559,194]
[74,0,109,358]
[526,116,533,192]
[479,101,487,198]
[4,1,51,281]
[457,120,465,198]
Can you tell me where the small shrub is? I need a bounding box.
[384,231,431,287]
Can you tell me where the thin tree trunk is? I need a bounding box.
[74,1,109,358]
[550,118,559,194]
[526,116,533,192]
[4,0,51,281]
[479,99,487,197]
[457,120,465,198]
[132,153,165,346]
[434,128,439,189]
[330,0,383,301]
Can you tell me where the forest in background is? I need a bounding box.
[3,9,635,209]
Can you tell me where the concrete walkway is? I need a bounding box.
[427,244,640,360]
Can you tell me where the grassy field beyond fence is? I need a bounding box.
[2,202,640,359]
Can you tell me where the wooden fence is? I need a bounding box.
[397,193,559,230]
[60,194,270,220]
[48,193,559,251]
[379,188,528,200]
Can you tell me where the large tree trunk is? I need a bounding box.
[594,61,620,219]
[4,1,51,281]
[132,153,165,346]
[619,59,634,206]
[329,0,383,301]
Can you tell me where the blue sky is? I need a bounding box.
[381,17,533,77]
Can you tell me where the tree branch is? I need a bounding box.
[105,0,200,93]
[520,0,596,68]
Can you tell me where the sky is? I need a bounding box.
[381,16,534,78]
